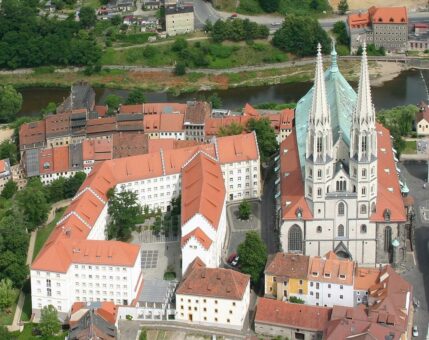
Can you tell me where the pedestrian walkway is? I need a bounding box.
[7,199,71,332]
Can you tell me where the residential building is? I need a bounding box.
[184,101,211,142]
[353,266,380,306]
[255,298,331,340]
[348,6,408,53]
[31,133,260,317]
[306,252,354,308]
[325,266,413,339]
[416,103,429,136]
[175,258,250,330]
[165,4,194,36]
[181,153,226,274]
[278,43,407,266]
[0,158,12,192]
[69,301,117,340]
[409,23,429,51]
[264,252,309,301]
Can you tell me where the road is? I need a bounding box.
[399,161,429,338]
[260,164,278,254]
[193,0,429,31]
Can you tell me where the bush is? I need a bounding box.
[174,62,186,76]
[125,314,133,320]
[238,200,251,220]
[289,296,305,304]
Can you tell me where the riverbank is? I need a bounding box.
[0,60,403,96]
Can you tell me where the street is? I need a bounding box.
[399,160,429,338]
[192,0,429,31]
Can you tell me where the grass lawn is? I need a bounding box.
[101,41,287,68]
[10,323,67,340]
[403,140,417,154]
[33,208,66,261]
[0,288,20,326]
[82,0,101,9]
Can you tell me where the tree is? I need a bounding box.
[338,0,349,14]
[218,122,244,137]
[209,93,222,109]
[172,37,188,52]
[357,44,385,56]
[38,305,61,337]
[79,6,96,28]
[16,179,49,230]
[238,200,251,220]
[126,88,146,105]
[0,141,18,165]
[105,94,123,115]
[0,279,15,311]
[0,85,22,123]
[107,190,142,241]
[63,172,86,198]
[332,21,349,46]
[174,62,186,76]
[0,326,14,340]
[1,180,18,199]
[289,296,305,304]
[259,0,279,13]
[110,15,122,26]
[247,118,278,162]
[41,102,57,117]
[46,177,66,203]
[272,15,331,57]
[237,231,267,285]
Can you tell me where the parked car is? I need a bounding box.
[227,253,237,263]
[413,325,419,337]
[231,256,239,267]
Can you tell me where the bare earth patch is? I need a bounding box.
[329,0,427,11]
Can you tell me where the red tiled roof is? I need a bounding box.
[216,132,259,164]
[348,12,371,29]
[45,112,71,137]
[370,124,406,223]
[86,117,117,134]
[280,109,295,130]
[94,105,108,117]
[19,121,46,147]
[416,105,429,123]
[119,104,144,114]
[0,160,5,173]
[142,103,187,115]
[308,252,355,285]
[354,267,380,291]
[176,257,250,300]
[82,139,113,162]
[147,139,202,153]
[112,132,148,158]
[243,103,260,117]
[280,131,312,220]
[256,298,331,331]
[39,146,70,174]
[181,227,213,250]
[143,114,161,131]
[160,113,184,132]
[185,101,211,125]
[265,253,310,279]
[368,6,408,24]
[181,153,225,228]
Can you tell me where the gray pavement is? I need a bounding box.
[398,161,429,338]
[260,165,278,254]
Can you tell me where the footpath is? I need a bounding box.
[7,199,72,332]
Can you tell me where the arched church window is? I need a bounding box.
[361,135,368,154]
[338,202,345,216]
[338,224,345,237]
[316,136,323,154]
[371,202,376,213]
[360,205,367,214]
[289,225,303,252]
[384,226,392,252]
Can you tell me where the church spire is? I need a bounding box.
[330,39,338,73]
[350,41,377,161]
[306,43,333,163]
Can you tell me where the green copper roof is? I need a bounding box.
[295,45,357,168]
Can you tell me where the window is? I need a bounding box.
[215,309,218,313]
[340,295,343,299]
[336,180,346,192]
[215,318,218,322]
[316,292,319,299]
[316,136,323,154]
[361,224,367,233]
[338,202,345,216]
[317,188,322,197]
[360,205,367,214]
[316,226,322,233]
[328,294,331,298]
[298,289,303,294]
[340,285,343,289]
[338,224,345,237]
[299,280,303,285]
[316,283,319,289]
[317,169,322,178]
[384,226,392,252]
[288,225,303,252]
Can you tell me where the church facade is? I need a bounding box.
[278,43,407,266]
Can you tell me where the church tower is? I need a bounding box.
[305,44,334,210]
[349,42,378,214]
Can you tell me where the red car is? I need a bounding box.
[227,253,237,263]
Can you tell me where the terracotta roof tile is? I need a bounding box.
[181,153,225,228]
[176,258,250,300]
[0,160,5,173]
[143,114,161,131]
[308,252,354,285]
[265,253,310,279]
[280,109,295,129]
[142,103,187,115]
[19,121,46,147]
[185,101,211,125]
[368,6,408,24]
[243,103,260,117]
[94,105,108,117]
[159,113,184,132]
[256,298,331,331]
[112,132,148,158]
[181,227,213,250]
[216,132,259,163]
[354,267,380,291]
[45,112,71,137]
[39,146,70,174]
[119,104,144,114]
[65,189,105,227]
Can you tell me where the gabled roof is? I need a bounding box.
[185,101,211,125]
[256,298,331,331]
[181,153,225,228]
[19,121,46,147]
[39,146,70,174]
[216,132,259,164]
[308,251,355,285]
[368,6,408,24]
[181,227,212,250]
[280,109,295,130]
[176,257,250,300]
[160,113,184,132]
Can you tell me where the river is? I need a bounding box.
[18,69,429,116]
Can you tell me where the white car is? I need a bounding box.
[413,325,418,337]
[231,256,239,267]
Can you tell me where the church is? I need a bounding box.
[278,43,408,266]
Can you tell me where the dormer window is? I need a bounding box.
[324,273,331,278]
[383,209,391,221]
[312,272,318,276]
[339,274,346,279]
[296,207,303,219]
